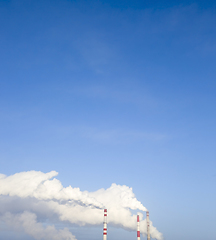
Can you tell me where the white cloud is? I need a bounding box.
[2,211,76,240]
[0,170,163,240]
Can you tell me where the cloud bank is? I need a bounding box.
[0,171,163,240]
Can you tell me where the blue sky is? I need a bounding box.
[0,0,216,240]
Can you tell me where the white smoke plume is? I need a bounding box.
[0,171,163,240]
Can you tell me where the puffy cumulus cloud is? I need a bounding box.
[1,211,76,240]
[0,170,163,240]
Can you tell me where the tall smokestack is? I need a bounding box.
[146,211,150,240]
[103,209,107,240]
[137,215,140,240]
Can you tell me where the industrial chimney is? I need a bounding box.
[103,209,107,240]
[146,211,150,240]
[137,215,140,240]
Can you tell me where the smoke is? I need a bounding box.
[0,171,103,207]
[0,170,163,240]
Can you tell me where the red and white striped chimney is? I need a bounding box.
[103,209,107,240]
[137,215,140,240]
[146,211,150,240]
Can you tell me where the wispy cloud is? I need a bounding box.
[59,84,161,109]
[52,125,169,144]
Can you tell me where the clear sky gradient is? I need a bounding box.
[0,0,216,240]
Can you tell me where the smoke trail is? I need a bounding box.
[0,171,103,208]
[0,171,163,240]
